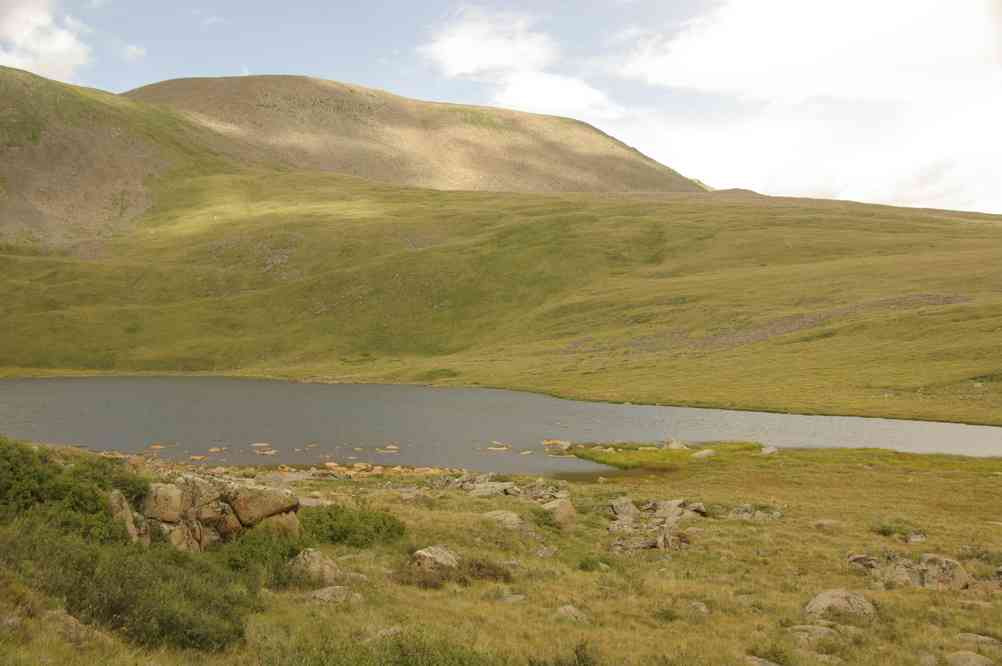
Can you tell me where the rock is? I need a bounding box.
[691,449,716,459]
[108,490,145,544]
[311,586,362,604]
[164,521,202,552]
[789,624,839,646]
[804,589,876,622]
[543,440,573,452]
[906,532,928,544]
[746,657,783,666]
[688,601,710,616]
[258,510,302,538]
[412,545,459,570]
[957,634,1001,646]
[541,499,576,529]
[536,546,557,558]
[946,653,994,666]
[730,504,783,521]
[554,604,589,623]
[198,501,243,540]
[483,510,523,530]
[920,554,971,590]
[226,487,299,527]
[761,446,779,456]
[289,548,341,586]
[847,553,881,571]
[814,520,842,532]
[43,609,110,646]
[468,482,518,497]
[608,516,636,534]
[143,483,183,523]
[667,440,690,451]
[609,496,640,518]
[365,625,403,643]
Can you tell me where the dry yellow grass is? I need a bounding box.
[3,444,1001,665]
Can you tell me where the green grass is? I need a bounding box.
[3,67,1002,428]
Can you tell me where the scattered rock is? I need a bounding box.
[543,440,573,453]
[468,482,519,498]
[789,624,838,646]
[541,499,576,529]
[553,604,589,623]
[691,449,716,459]
[957,634,1001,646]
[687,601,710,616]
[311,586,362,604]
[667,440,690,451]
[412,545,460,570]
[289,548,341,586]
[483,510,523,530]
[946,652,995,666]
[609,496,640,518]
[761,446,779,456]
[814,520,842,532]
[804,589,876,622]
[850,553,971,590]
[729,504,783,521]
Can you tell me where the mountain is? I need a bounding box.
[124,74,704,194]
[2,66,1002,426]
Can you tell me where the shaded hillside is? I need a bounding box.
[125,75,704,194]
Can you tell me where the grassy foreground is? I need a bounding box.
[3,67,1002,427]
[2,435,1001,665]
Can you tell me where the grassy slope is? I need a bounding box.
[4,442,1002,665]
[2,68,1002,426]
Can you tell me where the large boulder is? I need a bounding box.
[289,548,341,586]
[541,499,576,529]
[849,553,971,590]
[412,545,459,570]
[804,590,876,622]
[143,483,184,523]
[226,486,299,527]
[920,554,971,590]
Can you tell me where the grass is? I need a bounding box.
[2,70,1002,429]
[3,439,1002,664]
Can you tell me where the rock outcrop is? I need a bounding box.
[848,553,971,590]
[116,473,303,552]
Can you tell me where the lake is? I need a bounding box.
[1,377,1000,473]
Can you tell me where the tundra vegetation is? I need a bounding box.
[2,434,1001,665]
[2,66,1002,427]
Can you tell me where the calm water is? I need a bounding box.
[1,377,1001,473]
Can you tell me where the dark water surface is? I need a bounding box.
[1,377,1000,473]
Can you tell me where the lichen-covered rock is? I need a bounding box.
[226,486,299,527]
[412,545,459,570]
[608,496,640,518]
[108,490,147,544]
[541,499,576,529]
[143,483,183,523]
[920,554,971,590]
[289,548,341,586]
[804,589,876,622]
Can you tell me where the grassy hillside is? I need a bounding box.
[2,67,1002,427]
[125,74,704,194]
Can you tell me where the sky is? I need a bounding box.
[2,0,1001,214]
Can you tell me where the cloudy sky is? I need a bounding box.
[2,0,1001,213]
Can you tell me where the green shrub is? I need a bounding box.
[652,607,680,624]
[530,507,560,530]
[212,528,306,590]
[300,504,405,547]
[0,522,256,650]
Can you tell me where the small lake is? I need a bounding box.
[1,377,1001,473]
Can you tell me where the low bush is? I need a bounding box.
[0,522,256,650]
[212,528,306,590]
[300,504,405,547]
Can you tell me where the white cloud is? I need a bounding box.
[609,0,1002,213]
[493,71,624,120]
[192,8,223,30]
[419,7,557,79]
[122,43,145,61]
[0,0,91,81]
